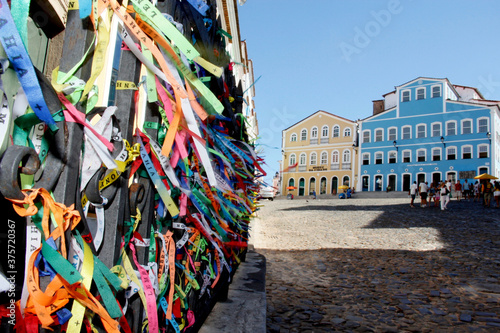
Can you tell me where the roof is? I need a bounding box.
[282,110,355,132]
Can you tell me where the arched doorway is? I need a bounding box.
[309,177,316,195]
[362,175,369,191]
[342,176,350,187]
[374,175,382,191]
[388,175,396,191]
[402,174,411,192]
[298,178,305,196]
[331,176,338,194]
[320,177,327,195]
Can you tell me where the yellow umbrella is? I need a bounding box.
[338,185,349,190]
[474,173,498,180]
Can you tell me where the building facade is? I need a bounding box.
[357,77,500,192]
[281,111,358,197]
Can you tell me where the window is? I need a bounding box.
[375,152,383,164]
[311,127,318,138]
[432,85,441,98]
[446,121,456,136]
[432,122,441,137]
[332,150,339,164]
[333,125,340,137]
[362,130,370,143]
[321,126,329,137]
[301,129,307,141]
[310,152,317,165]
[401,90,410,102]
[289,154,296,165]
[344,128,351,137]
[417,149,426,162]
[447,147,456,160]
[462,119,472,134]
[402,126,411,140]
[388,151,397,164]
[403,150,411,163]
[417,124,426,138]
[290,133,297,142]
[375,129,383,142]
[478,118,489,133]
[388,127,397,141]
[299,153,306,165]
[343,150,351,163]
[320,152,328,164]
[416,88,425,100]
[432,148,441,161]
[478,144,488,158]
[362,153,370,165]
[462,146,472,159]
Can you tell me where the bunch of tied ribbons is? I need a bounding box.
[0,0,264,332]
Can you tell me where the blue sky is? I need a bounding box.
[238,0,500,183]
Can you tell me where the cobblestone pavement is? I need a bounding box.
[250,194,500,332]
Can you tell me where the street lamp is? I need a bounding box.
[487,132,491,144]
[393,140,398,151]
[440,136,445,147]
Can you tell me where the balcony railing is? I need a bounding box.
[298,166,307,172]
[330,163,340,170]
[341,163,352,170]
[320,138,329,144]
[310,138,318,145]
[288,167,296,172]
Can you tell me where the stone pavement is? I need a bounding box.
[252,193,500,332]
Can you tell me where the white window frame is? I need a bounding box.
[416,123,427,138]
[311,126,318,139]
[289,154,296,166]
[462,145,472,159]
[401,89,411,102]
[416,87,425,100]
[402,149,411,163]
[344,128,351,137]
[432,147,441,161]
[375,151,383,165]
[388,150,397,164]
[332,125,340,138]
[388,127,397,141]
[446,120,457,136]
[299,153,307,165]
[362,130,371,143]
[461,119,472,135]
[417,148,426,162]
[477,117,489,133]
[300,129,307,141]
[290,133,297,142]
[478,144,489,158]
[362,153,370,165]
[310,152,317,165]
[320,151,328,164]
[431,85,441,98]
[446,146,457,160]
[375,128,384,142]
[342,149,351,163]
[331,150,339,164]
[402,126,411,140]
[431,122,441,137]
[321,125,329,138]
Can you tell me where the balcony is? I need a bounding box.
[330,163,340,170]
[298,166,307,172]
[320,138,329,144]
[310,138,318,145]
[288,167,296,172]
[341,163,352,170]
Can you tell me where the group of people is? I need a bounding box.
[409,179,500,210]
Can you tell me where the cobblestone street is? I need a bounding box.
[250,194,500,332]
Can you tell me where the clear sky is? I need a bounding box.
[238,0,500,184]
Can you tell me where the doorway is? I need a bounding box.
[374,175,382,191]
[402,174,411,192]
[388,175,396,191]
[362,176,369,191]
[299,178,305,196]
[331,177,338,194]
[417,173,426,185]
[432,172,441,187]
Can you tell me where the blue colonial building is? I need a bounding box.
[357,77,500,192]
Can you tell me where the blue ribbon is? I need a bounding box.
[0,0,58,131]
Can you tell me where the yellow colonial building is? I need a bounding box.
[281,111,358,197]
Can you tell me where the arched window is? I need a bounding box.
[288,178,295,187]
[416,124,426,138]
[332,150,339,164]
[289,154,296,166]
[478,117,489,133]
[344,128,351,137]
[311,127,318,138]
[375,129,383,142]
[362,130,370,143]
[299,153,306,165]
[478,144,489,158]
[343,150,351,163]
[301,129,307,141]
[446,121,457,136]
[333,125,340,138]
[320,152,328,164]
[290,133,297,142]
[321,125,329,137]
[310,152,317,165]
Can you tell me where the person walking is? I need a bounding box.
[440,182,450,210]
[419,181,428,207]
[483,180,494,208]
[494,182,500,208]
[409,181,418,208]
[454,180,462,201]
